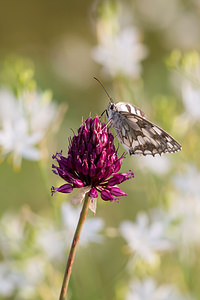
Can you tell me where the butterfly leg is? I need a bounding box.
[100,109,109,119]
[98,119,112,136]
[105,119,112,128]
[101,119,112,130]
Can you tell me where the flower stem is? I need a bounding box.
[59,193,91,300]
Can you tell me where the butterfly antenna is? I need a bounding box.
[94,77,113,103]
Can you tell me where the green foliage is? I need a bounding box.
[0,56,36,96]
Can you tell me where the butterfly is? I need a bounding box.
[94,77,182,156]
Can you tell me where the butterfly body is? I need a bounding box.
[107,102,182,156]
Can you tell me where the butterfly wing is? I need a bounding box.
[112,111,182,156]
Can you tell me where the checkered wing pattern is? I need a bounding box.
[110,106,182,156]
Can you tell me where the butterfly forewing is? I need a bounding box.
[115,102,146,118]
[109,103,182,156]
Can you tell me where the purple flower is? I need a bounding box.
[51,116,134,207]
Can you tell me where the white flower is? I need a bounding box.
[23,90,58,136]
[181,80,200,120]
[179,52,200,121]
[169,196,200,248]
[173,164,200,200]
[0,212,26,256]
[92,26,147,78]
[16,257,46,299]
[120,212,172,265]
[36,224,66,261]
[0,262,25,297]
[126,278,193,300]
[36,203,104,261]
[168,166,200,248]
[61,203,104,246]
[137,155,171,175]
[0,88,58,167]
[0,258,46,299]
[23,257,45,285]
[0,90,41,165]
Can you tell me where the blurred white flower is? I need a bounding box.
[0,203,104,298]
[0,88,59,167]
[24,90,58,136]
[126,278,193,300]
[16,256,46,299]
[0,262,25,297]
[92,2,147,80]
[23,256,45,285]
[120,212,172,265]
[0,89,41,165]
[137,155,171,175]
[36,224,66,261]
[62,203,104,246]
[0,258,46,299]
[176,51,200,121]
[92,26,147,79]
[169,196,200,249]
[0,212,25,256]
[168,165,200,248]
[173,164,200,200]
[36,203,104,261]
[181,80,200,121]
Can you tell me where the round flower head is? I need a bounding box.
[51,116,134,212]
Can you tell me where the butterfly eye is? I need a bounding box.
[110,103,114,110]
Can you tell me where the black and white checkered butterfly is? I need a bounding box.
[94,77,182,156]
[107,102,182,156]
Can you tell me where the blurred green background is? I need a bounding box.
[0,1,200,299]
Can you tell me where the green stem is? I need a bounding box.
[59,193,91,300]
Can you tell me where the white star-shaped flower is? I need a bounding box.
[169,165,200,248]
[120,212,172,265]
[92,27,147,78]
[182,80,200,121]
[126,278,193,300]
[36,203,104,261]
[0,89,58,167]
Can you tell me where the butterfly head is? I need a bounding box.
[107,102,119,121]
[108,102,117,113]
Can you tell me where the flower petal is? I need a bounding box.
[107,171,134,186]
[82,159,89,175]
[89,187,98,198]
[73,179,84,188]
[91,116,101,132]
[101,189,116,201]
[110,186,127,197]
[51,184,73,195]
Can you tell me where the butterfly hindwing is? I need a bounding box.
[111,110,182,156]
